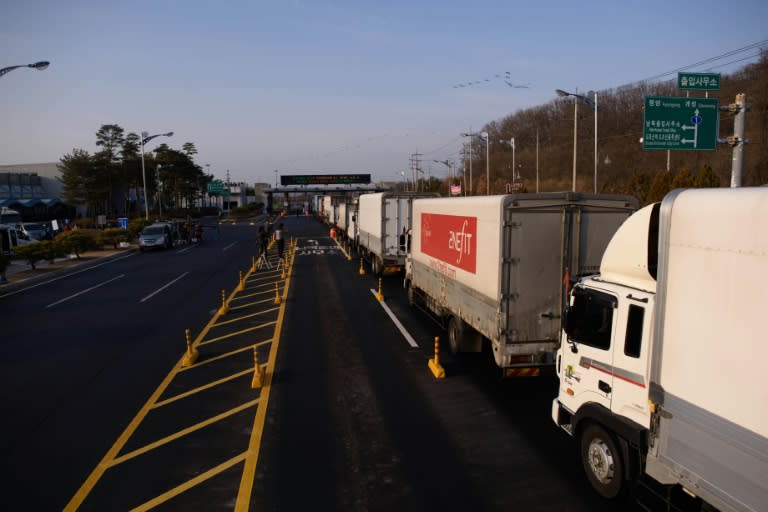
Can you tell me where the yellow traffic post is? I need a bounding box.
[237,270,245,291]
[376,277,384,302]
[251,346,264,388]
[251,255,256,273]
[181,328,199,368]
[427,336,446,379]
[218,289,229,316]
[358,257,366,276]
[274,282,281,305]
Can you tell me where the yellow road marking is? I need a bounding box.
[198,322,277,346]
[230,289,277,301]
[235,245,294,511]
[212,307,280,327]
[152,368,253,409]
[229,297,276,309]
[129,452,248,512]
[178,340,271,371]
[110,398,260,467]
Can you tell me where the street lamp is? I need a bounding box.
[499,138,517,180]
[0,60,50,78]
[461,131,480,195]
[140,131,173,220]
[480,132,490,195]
[556,88,597,193]
[156,164,174,217]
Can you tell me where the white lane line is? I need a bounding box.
[0,252,136,299]
[369,289,419,348]
[222,241,238,252]
[140,272,189,303]
[175,245,195,254]
[45,274,125,309]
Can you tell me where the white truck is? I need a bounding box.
[358,191,437,274]
[336,199,358,246]
[405,193,637,376]
[552,187,768,510]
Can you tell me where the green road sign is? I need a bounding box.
[678,72,721,91]
[207,180,225,194]
[643,96,719,151]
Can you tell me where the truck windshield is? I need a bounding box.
[565,288,616,350]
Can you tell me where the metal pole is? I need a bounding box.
[536,128,539,193]
[485,134,490,195]
[731,93,746,188]
[469,134,473,195]
[512,137,516,181]
[594,92,598,193]
[572,98,578,192]
[140,134,149,220]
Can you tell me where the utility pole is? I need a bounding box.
[410,153,423,192]
[729,93,747,188]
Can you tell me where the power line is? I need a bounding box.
[642,39,768,82]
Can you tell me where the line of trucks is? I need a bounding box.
[317,187,767,511]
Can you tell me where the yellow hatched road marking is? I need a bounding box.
[178,340,271,371]
[212,307,279,327]
[230,289,276,301]
[235,248,293,511]
[152,368,253,409]
[198,322,277,346]
[110,398,260,467]
[129,452,248,512]
[230,297,276,309]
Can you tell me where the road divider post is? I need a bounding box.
[428,336,446,379]
[181,328,199,368]
[218,289,229,316]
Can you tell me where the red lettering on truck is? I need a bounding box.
[421,213,477,274]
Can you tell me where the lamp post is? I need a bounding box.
[461,131,480,195]
[556,88,597,193]
[140,131,173,220]
[0,60,49,78]
[156,164,174,217]
[480,131,490,195]
[499,138,517,180]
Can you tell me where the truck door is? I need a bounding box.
[608,293,653,429]
[559,286,618,414]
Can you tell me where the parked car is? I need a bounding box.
[138,223,174,251]
[20,222,49,240]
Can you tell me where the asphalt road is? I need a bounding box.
[1,215,684,511]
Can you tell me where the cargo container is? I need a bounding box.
[405,193,637,376]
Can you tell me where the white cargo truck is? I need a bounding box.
[336,199,358,246]
[552,187,768,510]
[405,193,637,376]
[358,191,437,274]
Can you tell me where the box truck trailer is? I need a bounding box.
[357,191,438,274]
[404,193,637,376]
[552,187,768,510]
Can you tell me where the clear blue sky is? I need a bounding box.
[3,0,766,184]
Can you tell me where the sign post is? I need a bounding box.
[643,96,719,151]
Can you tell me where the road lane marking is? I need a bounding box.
[234,248,292,511]
[1,252,135,299]
[212,307,280,327]
[222,241,238,252]
[229,297,276,309]
[45,274,125,309]
[177,340,271,372]
[110,398,260,467]
[151,368,253,409]
[370,289,419,348]
[139,272,189,303]
[175,245,195,254]
[197,322,277,347]
[130,452,247,512]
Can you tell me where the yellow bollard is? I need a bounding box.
[218,289,229,316]
[274,282,281,305]
[181,328,199,368]
[427,336,446,379]
[251,255,256,273]
[237,270,245,291]
[376,277,384,302]
[358,256,366,276]
[251,347,264,388]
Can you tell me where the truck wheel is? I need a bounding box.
[447,316,464,354]
[580,424,624,499]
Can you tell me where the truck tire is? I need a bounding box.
[447,316,464,354]
[406,282,415,307]
[580,423,624,499]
